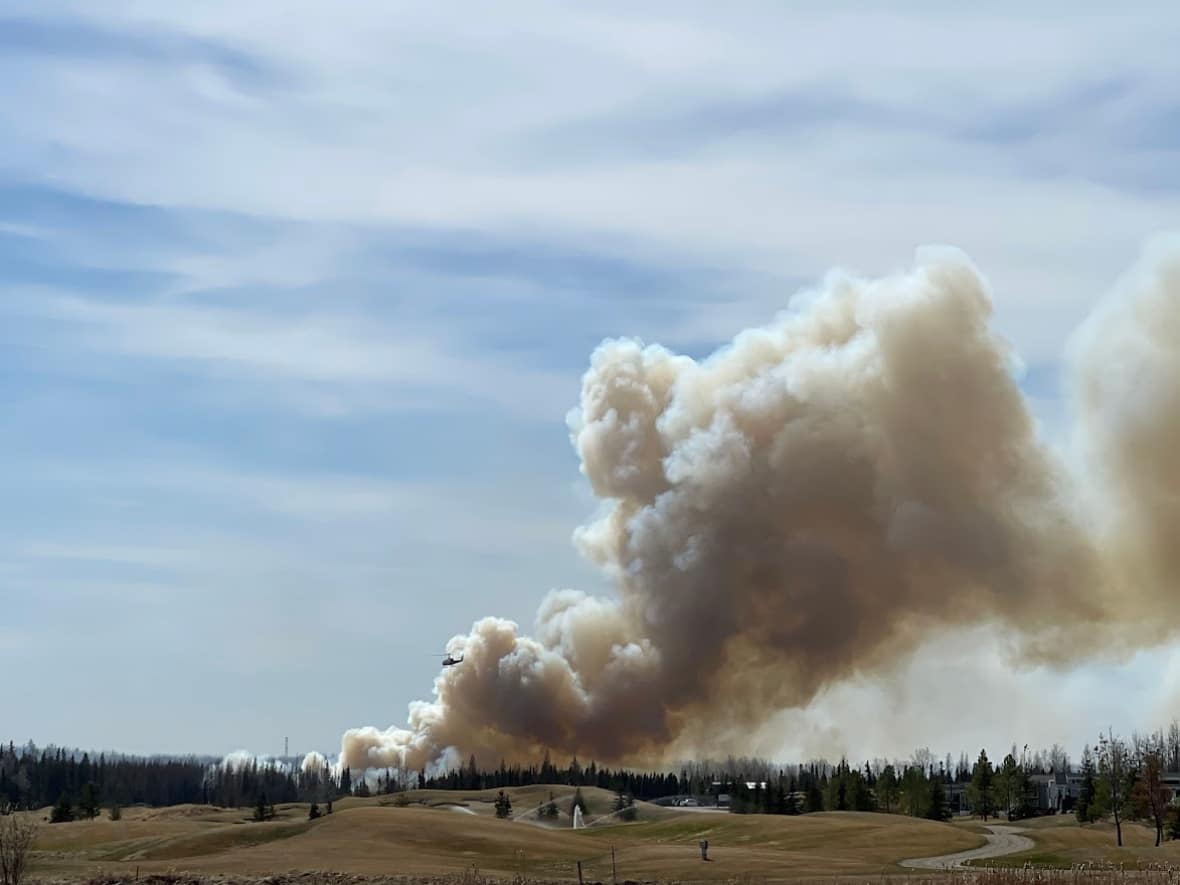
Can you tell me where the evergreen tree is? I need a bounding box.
[108,802,122,821]
[926,776,952,821]
[996,753,1022,819]
[494,790,513,819]
[50,794,73,823]
[1076,745,1098,824]
[805,780,824,813]
[569,786,587,818]
[901,766,928,817]
[78,781,101,819]
[309,802,321,819]
[540,791,559,819]
[848,770,874,812]
[253,791,269,822]
[878,765,899,813]
[968,750,996,821]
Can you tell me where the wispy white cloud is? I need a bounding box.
[11,455,589,561]
[5,288,578,420]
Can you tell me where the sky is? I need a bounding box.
[4,1,1180,766]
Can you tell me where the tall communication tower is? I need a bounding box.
[285,736,289,758]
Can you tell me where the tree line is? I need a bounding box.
[6,720,1180,847]
[0,742,346,821]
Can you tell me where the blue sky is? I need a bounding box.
[4,1,1180,763]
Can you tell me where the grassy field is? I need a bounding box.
[967,814,1180,869]
[19,787,987,883]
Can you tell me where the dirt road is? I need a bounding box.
[901,824,1034,869]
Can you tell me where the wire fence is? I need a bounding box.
[505,838,711,885]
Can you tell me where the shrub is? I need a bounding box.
[0,814,37,885]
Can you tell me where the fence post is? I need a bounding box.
[577,860,584,885]
[612,846,617,884]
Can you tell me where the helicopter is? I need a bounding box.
[434,652,464,667]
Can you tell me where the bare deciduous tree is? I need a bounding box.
[1097,728,1130,847]
[1132,746,1172,846]
[1049,743,1070,774]
[0,813,37,885]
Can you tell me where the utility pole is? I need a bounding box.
[285,737,289,758]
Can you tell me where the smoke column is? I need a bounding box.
[327,238,1180,774]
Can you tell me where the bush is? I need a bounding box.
[494,790,513,819]
[108,803,122,821]
[308,803,320,820]
[0,814,37,885]
[49,795,73,824]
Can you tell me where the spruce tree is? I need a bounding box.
[926,776,952,821]
[968,750,995,821]
[79,782,101,819]
[805,780,824,813]
[878,765,899,813]
[494,790,513,819]
[1076,745,1097,824]
[50,794,73,823]
[541,791,559,819]
[569,786,587,818]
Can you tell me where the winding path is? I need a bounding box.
[901,824,1035,870]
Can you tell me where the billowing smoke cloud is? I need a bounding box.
[324,238,1180,775]
[300,751,331,774]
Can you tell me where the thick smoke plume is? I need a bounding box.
[328,239,1180,775]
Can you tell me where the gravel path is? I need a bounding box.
[900,825,1034,870]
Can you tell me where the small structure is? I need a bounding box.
[572,806,584,829]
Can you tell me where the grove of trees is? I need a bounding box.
[5,721,1180,847]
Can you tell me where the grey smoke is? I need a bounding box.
[326,236,1180,774]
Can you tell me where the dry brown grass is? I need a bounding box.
[20,793,986,884]
[34,798,1177,882]
[967,819,1180,869]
